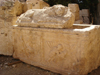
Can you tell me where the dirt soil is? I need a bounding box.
[0,55,100,75]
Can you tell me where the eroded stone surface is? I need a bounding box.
[13,25,100,75]
[16,5,75,28]
[0,27,13,56]
[26,0,49,10]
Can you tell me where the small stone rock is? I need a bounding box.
[12,65,16,68]
[5,65,8,68]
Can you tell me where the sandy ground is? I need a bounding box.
[0,55,100,75]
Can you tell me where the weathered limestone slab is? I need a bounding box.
[68,4,80,21]
[13,24,100,75]
[16,5,75,28]
[26,0,49,10]
[0,27,13,56]
[82,9,89,17]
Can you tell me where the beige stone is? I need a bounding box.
[13,24,100,75]
[16,5,75,28]
[13,1,23,16]
[73,12,80,21]
[26,0,49,10]
[74,20,83,24]
[79,10,83,16]
[22,2,27,13]
[40,1,50,9]
[0,0,24,25]
[68,4,79,13]
[82,9,89,17]
[0,27,13,56]
[0,18,4,27]
[68,4,80,21]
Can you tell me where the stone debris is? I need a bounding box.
[16,5,75,28]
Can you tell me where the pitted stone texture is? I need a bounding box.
[0,27,13,56]
[16,5,75,28]
[13,25,100,75]
[26,0,49,10]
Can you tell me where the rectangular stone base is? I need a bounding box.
[13,24,100,75]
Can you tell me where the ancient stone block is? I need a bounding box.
[0,27,13,56]
[16,5,75,28]
[40,0,50,9]
[82,9,89,17]
[73,12,80,21]
[0,0,24,25]
[13,25,100,75]
[68,4,80,21]
[68,4,79,13]
[26,0,49,10]
[80,15,83,21]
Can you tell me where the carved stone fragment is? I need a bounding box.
[16,5,75,28]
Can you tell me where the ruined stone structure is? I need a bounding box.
[0,2,100,75]
[13,5,100,75]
